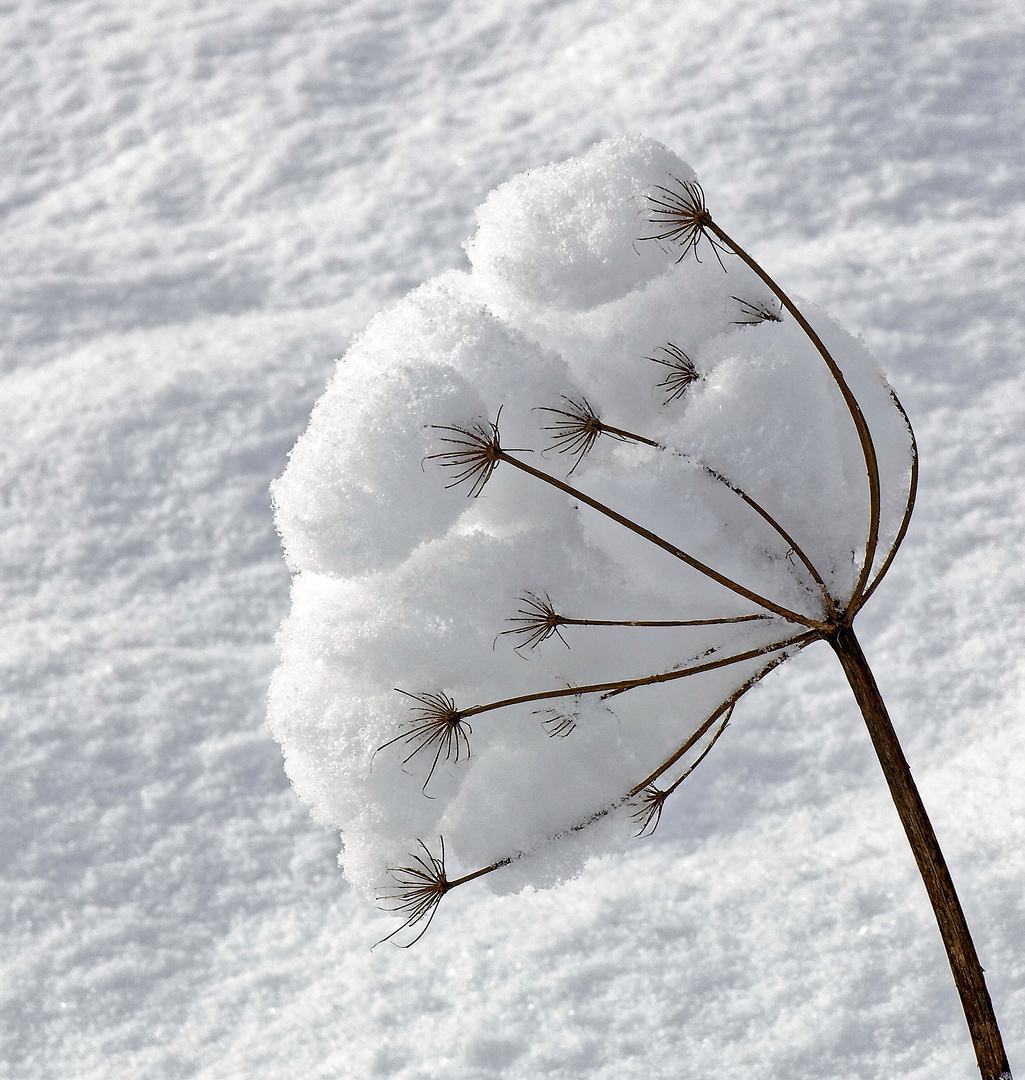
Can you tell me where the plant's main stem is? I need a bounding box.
[831,625,1011,1080]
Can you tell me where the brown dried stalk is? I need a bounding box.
[500,591,771,652]
[632,702,734,837]
[647,343,700,403]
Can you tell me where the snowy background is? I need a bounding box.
[2,1,1023,1078]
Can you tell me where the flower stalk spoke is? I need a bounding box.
[495,443,829,631]
[500,591,773,652]
[461,630,819,720]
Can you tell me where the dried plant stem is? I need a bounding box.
[627,641,811,797]
[696,460,838,618]
[383,644,820,939]
[557,614,768,629]
[448,860,512,889]
[462,631,819,720]
[495,450,830,631]
[860,388,920,608]
[556,406,833,613]
[537,400,829,608]
[831,626,1011,1080]
[633,708,734,836]
[664,703,733,797]
[704,219,883,610]
[612,424,835,613]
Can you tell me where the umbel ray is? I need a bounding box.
[373,177,1011,1079]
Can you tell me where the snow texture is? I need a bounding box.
[2,2,1024,1079]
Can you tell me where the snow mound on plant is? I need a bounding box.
[268,136,914,915]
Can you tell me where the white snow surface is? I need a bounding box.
[3,2,1024,1079]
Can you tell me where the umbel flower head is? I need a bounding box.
[269,135,915,933]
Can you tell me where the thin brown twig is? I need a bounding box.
[500,592,771,652]
[495,446,830,631]
[425,414,833,630]
[701,215,883,618]
[385,643,817,927]
[625,639,815,799]
[858,386,919,609]
[695,460,840,621]
[632,702,735,836]
[536,400,830,611]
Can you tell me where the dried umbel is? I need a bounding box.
[269,138,1010,1077]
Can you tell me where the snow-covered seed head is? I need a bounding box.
[427,416,505,497]
[641,177,728,267]
[378,691,472,795]
[270,138,919,956]
[375,839,450,948]
[647,343,700,404]
[500,592,570,651]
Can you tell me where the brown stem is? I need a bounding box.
[627,638,815,798]
[663,703,733,796]
[596,418,835,615]
[705,219,883,612]
[462,631,819,719]
[831,626,1011,1080]
[859,387,920,609]
[560,614,769,628]
[697,459,839,619]
[448,858,512,889]
[498,450,829,631]
[600,423,661,447]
